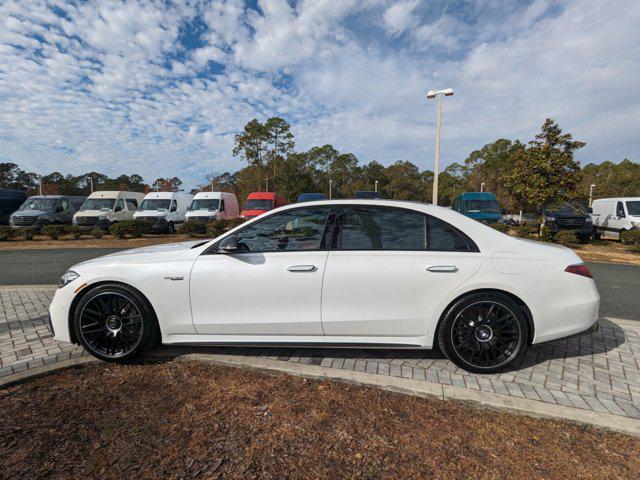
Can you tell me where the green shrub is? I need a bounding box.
[620,230,640,247]
[0,226,13,241]
[554,230,579,247]
[40,224,66,240]
[206,219,229,238]
[67,226,84,240]
[226,217,245,229]
[130,219,147,238]
[490,222,509,233]
[515,225,531,238]
[178,219,207,237]
[109,222,130,239]
[91,227,103,239]
[539,226,553,242]
[19,227,36,240]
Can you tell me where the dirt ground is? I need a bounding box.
[0,233,194,250]
[1,361,639,480]
[573,239,640,266]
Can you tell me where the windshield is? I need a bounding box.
[189,199,219,211]
[243,199,273,211]
[139,199,170,211]
[80,198,115,212]
[626,201,640,216]
[19,198,58,211]
[462,199,500,214]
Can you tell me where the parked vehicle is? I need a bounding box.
[451,192,502,224]
[73,191,145,228]
[185,192,239,222]
[354,191,382,199]
[50,199,599,374]
[133,192,193,233]
[296,193,326,203]
[9,195,86,229]
[0,189,27,225]
[541,203,592,243]
[240,192,286,220]
[590,197,640,240]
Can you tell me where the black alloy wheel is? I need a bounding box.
[438,292,529,374]
[74,284,159,362]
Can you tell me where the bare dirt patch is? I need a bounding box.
[1,361,639,479]
[0,234,194,250]
[573,239,640,266]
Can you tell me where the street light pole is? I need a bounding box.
[265,178,269,192]
[374,180,378,192]
[329,179,333,199]
[589,184,596,207]
[426,88,454,206]
[480,182,485,193]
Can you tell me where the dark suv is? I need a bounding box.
[542,203,592,243]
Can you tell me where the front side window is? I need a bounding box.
[617,201,626,217]
[220,199,226,212]
[115,199,125,212]
[126,199,138,210]
[339,206,476,252]
[170,200,177,212]
[235,207,330,253]
[626,201,640,216]
[60,199,69,211]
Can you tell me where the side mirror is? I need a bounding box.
[586,207,593,214]
[218,235,238,253]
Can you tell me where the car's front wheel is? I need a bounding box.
[438,292,529,374]
[73,284,159,362]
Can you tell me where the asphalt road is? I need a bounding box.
[0,248,637,320]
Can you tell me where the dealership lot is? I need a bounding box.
[1,286,640,421]
[0,248,638,320]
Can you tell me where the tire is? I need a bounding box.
[437,292,529,374]
[73,283,160,362]
[592,228,601,241]
[167,222,175,234]
[578,235,590,244]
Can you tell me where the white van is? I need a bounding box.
[185,192,239,222]
[133,191,194,233]
[73,191,146,229]
[590,197,640,240]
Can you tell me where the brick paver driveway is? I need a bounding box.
[2,287,639,419]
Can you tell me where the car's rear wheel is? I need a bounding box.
[73,284,159,362]
[438,292,529,374]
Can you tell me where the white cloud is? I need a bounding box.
[0,0,638,190]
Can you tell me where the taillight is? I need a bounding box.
[565,264,593,278]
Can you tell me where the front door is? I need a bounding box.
[321,206,483,337]
[190,206,333,335]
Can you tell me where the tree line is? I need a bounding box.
[2,117,638,213]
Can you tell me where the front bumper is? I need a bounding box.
[546,221,593,238]
[48,278,85,344]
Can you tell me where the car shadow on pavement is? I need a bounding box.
[146,318,627,375]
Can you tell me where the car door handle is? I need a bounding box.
[287,265,317,272]
[427,265,458,273]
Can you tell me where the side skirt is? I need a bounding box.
[162,334,433,350]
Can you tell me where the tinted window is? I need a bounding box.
[236,207,330,253]
[220,199,225,212]
[115,199,125,211]
[626,201,640,216]
[126,199,138,210]
[427,216,473,252]
[340,207,425,250]
[617,202,626,217]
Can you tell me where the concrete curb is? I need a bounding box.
[175,352,640,438]
[0,357,97,388]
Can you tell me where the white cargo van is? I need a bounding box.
[185,192,239,222]
[133,191,193,233]
[73,191,146,228]
[590,197,640,240]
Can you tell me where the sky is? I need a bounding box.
[0,0,638,189]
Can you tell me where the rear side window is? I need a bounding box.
[339,206,477,252]
[341,207,425,250]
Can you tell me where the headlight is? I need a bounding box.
[585,217,592,224]
[98,214,108,220]
[58,270,79,288]
[545,216,555,222]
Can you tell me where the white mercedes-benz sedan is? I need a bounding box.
[49,200,600,373]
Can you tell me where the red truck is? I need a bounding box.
[240,192,287,220]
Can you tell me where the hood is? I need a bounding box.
[72,240,207,270]
[135,210,168,216]
[76,209,112,217]
[12,209,51,217]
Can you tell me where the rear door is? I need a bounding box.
[321,206,483,337]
